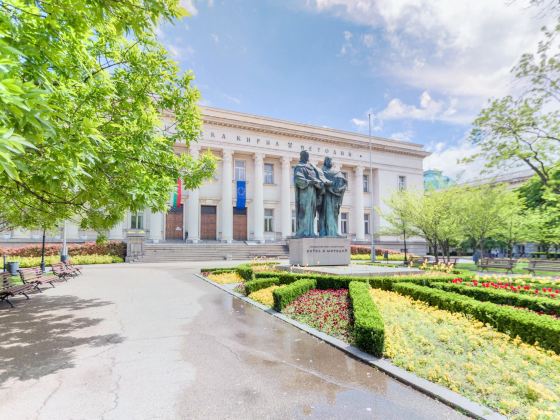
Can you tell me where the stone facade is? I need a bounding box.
[0,107,429,254]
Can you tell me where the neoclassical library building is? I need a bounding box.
[2,107,428,252]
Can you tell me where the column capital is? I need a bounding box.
[354,165,364,175]
[281,155,292,166]
[254,152,264,163]
[222,148,233,161]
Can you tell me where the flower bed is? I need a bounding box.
[283,289,352,341]
[370,288,560,419]
[207,272,243,284]
[248,285,281,306]
[7,254,123,267]
[0,241,126,258]
[453,277,560,298]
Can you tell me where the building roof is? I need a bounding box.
[198,106,431,159]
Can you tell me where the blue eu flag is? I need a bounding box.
[236,180,246,209]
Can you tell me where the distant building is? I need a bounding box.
[458,169,534,190]
[423,169,454,191]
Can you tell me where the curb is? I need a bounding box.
[195,273,506,420]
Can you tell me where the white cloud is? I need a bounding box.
[362,33,375,48]
[309,0,553,121]
[351,111,382,131]
[339,30,356,56]
[210,33,220,44]
[376,91,469,124]
[389,130,414,142]
[223,93,241,104]
[180,0,198,16]
[423,140,485,182]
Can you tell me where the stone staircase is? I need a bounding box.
[139,242,289,263]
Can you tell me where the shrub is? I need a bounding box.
[349,281,384,356]
[430,282,560,317]
[0,241,126,258]
[200,267,237,275]
[236,264,254,281]
[8,254,122,268]
[393,283,560,354]
[351,246,400,255]
[273,279,317,311]
[254,271,461,291]
[244,277,280,295]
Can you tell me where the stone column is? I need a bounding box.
[221,149,233,243]
[149,211,163,243]
[253,152,265,243]
[353,166,365,241]
[187,145,200,243]
[280,156,292,239]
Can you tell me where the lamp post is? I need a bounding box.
[61,220,68,263]
[369,113,376,262]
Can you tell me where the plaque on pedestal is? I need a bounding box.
[289,237,351,266]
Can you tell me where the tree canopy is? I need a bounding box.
[0,0,215,231]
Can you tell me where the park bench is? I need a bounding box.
[413,256,458,266]
[51,263,76,280]
[525,260,560,276]
[65,260,82,275]
[477,258,516,274]
[18,267,56,291]
[1,272,34,308]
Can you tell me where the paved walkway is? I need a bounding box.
[0,262,465,419]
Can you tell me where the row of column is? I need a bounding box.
[186,146,371,242]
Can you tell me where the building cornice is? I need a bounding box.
[199,106,430,159]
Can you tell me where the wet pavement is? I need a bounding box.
[0,262,466,419]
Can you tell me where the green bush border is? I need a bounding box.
[244,277,280,294]
[254,271,462,290]
[272,279,317,311]
[235,264,254,281]
[394,283,560,354]
[349,281,384,356]
[430,282,560,317]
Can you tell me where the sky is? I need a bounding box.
[158,0,553,181]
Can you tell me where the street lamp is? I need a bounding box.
[368,113,376,263]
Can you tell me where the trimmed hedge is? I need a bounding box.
[0,241,126,258]
[244,277,280,294]
[430,282,560,317]
[200,267,238,274]
[349,281,384,356]
[273,279,317,311]
[394,283,560,354]
[254,271,461,291]
[235,264,254,281]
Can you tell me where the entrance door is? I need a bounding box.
[200,205,217,240]
[233,207,247,241]
[165,205,184,240]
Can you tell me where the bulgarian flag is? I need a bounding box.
[172,178,182,208]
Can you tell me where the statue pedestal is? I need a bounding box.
[288,237,351,266]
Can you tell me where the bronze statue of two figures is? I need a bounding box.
[294,151,347,238]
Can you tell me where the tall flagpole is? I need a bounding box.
[369,113,376,262]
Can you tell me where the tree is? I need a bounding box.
[379,191,421,262]
[0,0,216,232]
[466,21,560,194]
[459,185,509,258]
[497,191,529,257]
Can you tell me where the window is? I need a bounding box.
[364,213,371,235]
[264,163,274,184]
[130,211,143,229]
[291,209,296,233]
[398,175,407,191]
[234,160,246,181]
[340,212,348,234]
[264,209,274,232]
[363,174,370,192]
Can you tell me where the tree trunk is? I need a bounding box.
[434,240,439,264]
[40,228,46,273]
[403,230,408,263]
